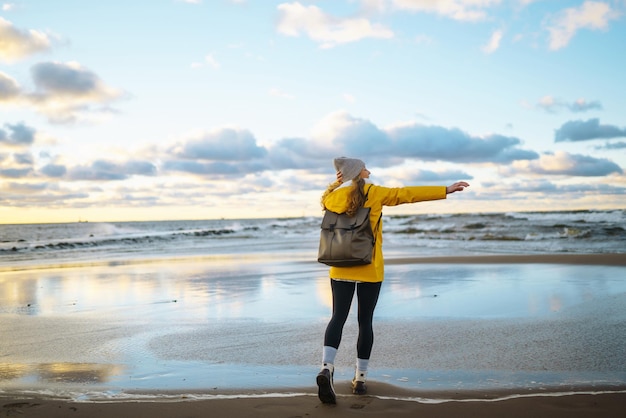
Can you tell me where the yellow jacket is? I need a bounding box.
[322,183,447,283]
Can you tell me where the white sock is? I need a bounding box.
[322,346,337,371]
[323,346,337,364]
[355,358,369,382]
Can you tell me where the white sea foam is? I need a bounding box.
[3,388,625,404]
[376,389,626,404]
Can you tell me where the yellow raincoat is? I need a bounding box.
[322,183,447,283]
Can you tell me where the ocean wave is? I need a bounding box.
[0,228,238,254]
[1,211,624,266]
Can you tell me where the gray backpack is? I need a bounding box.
[317,186,381,267]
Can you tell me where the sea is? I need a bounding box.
[1,209,624,269]
[1,209,626,400]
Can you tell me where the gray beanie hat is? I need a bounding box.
[333,157,365,182]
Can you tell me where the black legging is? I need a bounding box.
[324,279,382,359]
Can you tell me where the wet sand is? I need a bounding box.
[2,390,626,418]
[388,253,626,266]
[1,253,625,416]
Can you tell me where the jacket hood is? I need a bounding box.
[323,183,370,213]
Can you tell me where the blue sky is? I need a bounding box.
[1,0,625,223]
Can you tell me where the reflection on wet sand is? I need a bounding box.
[0,260,279,318]
[2,260,626,321]
[0,363,123,384]
[1,257,625,395]
[0,363,29,381]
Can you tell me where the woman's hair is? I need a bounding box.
[346,178,366,216]
[321,177,366,217]
[320,180,341,210]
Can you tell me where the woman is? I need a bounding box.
[316,157,469,404]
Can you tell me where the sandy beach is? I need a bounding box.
[2,390,626,418]
[1,253,625,417]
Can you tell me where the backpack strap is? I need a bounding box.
[364,184,382,241]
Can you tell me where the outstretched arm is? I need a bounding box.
[446,181,470,194]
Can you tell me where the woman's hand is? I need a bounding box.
[446,181,470,194]
[336,171,344,184]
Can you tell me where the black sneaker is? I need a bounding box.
[316,368,336,404]
[352,378,367,395]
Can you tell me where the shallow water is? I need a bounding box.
[2,259,625,320]
[1,257,625,397]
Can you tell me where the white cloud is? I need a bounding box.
[360,0,388,14]
[30,62,117,98]
[386,123,538,163]
[389,167,474,183]
[162,128,270,178]
[546,1,618,50]
[191,53,219,69]
[31,61,125,123]
[0,17,52,62]
[482,29,503,54]
[595,141,626,150]
[4,109,623,215]
[169,128,267,161]
[1,61,125,124]
[307,111,538,165]
[276,2,394,48]
[554,118,626,142]
[391,0,502,22]
[0,122,36,146]
[310,110,389,154]
[0,71,21,99]
[507,151,622,176]
[269,87,295,100]
[68,160,157,181]
[536,95,603,113]
[538,95,556,109]
[204,53,220,69]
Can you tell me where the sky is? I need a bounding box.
[1,0,625,224]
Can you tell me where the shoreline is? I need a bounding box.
[2,252,625,273]
[3,381,625,401]
[2,387,626,418]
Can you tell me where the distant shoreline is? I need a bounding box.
[2,252,625,273]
